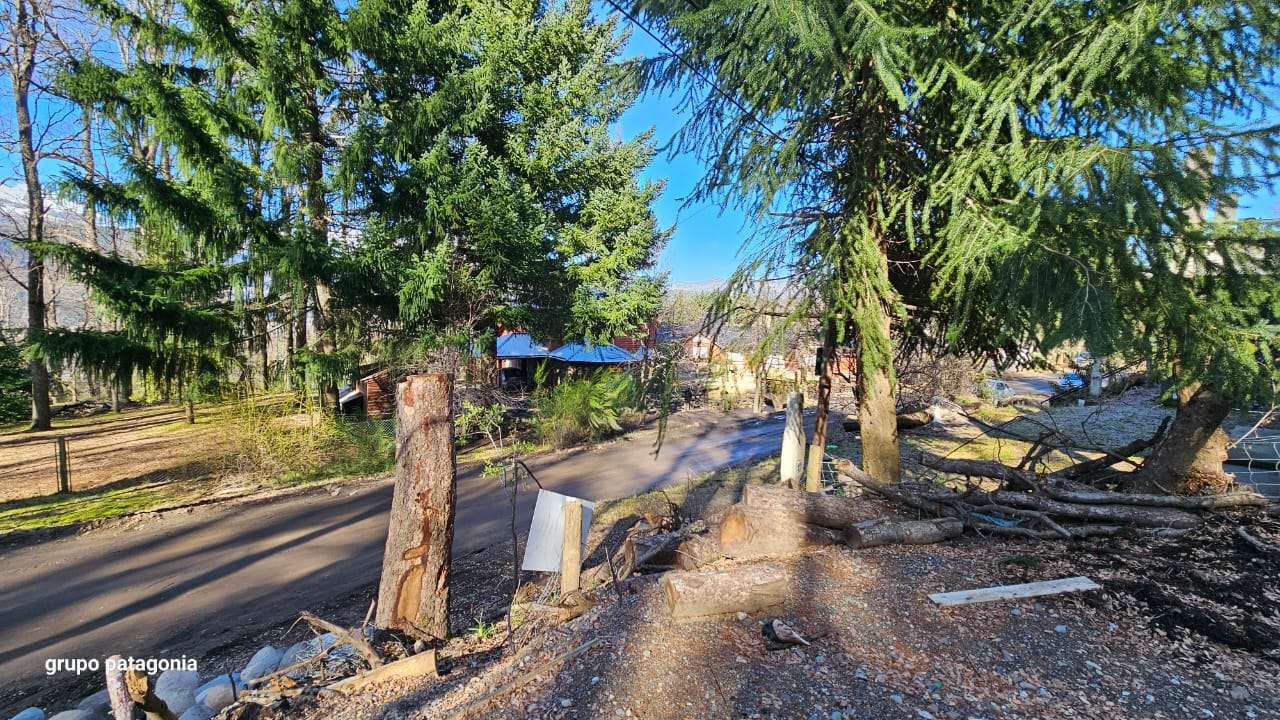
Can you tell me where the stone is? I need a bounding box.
[77,690,109,715]
[197,682,236,712]
[9,709,44,720]
[47,712,92,720]
[1054,625,1068,633]
[155,669,201,716]
[178,705,215,720]
[1230,686,1251,701]
[279,633,338,669]
[560,699,573,708]
[241,645,284,681]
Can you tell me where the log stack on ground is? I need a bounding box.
[846,517,963,548]
[662,564,788,619]
[718,504,843,559]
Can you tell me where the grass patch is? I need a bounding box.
[0,481,190,534]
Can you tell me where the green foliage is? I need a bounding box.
[633,0,1280,408]
[216,394,394,484]
[0,333,30,424]
[532,369,639,448]
[339,0,667,358]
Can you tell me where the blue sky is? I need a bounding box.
[614,32,753,285]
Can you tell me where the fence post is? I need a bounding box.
[560,499,583,596]
[55,437,71,493]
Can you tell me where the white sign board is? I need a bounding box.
[521,489,595,573]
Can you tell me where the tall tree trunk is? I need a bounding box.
[12,0,51,431]
[256,273,269,389]
[303,97,339,411]
[856,256,901,483]
[805,320,837,491]
[1135,383,1232,494]
[377,373,456,641]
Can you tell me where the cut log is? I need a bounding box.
[672,534,722,570]
[742,484,874,529]
[662,564,788,619]
[719,504,843,558]
[377,373,457,641]
[846,517,963,548]
[327,650,438,695]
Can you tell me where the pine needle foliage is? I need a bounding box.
[631,0,1280,405]
[338,0,667,359]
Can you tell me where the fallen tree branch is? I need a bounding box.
[299,611,385,668]
[1236,526,1280,555]
[1055,416,1170,479]
[444,638,600,720]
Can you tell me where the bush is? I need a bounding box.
[0,334,29,424]
[217,394,395,484]
[532,369,638,448]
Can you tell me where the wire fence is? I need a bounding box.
[1227,436,1280,498]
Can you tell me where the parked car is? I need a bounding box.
[1057,372,1085,390]
[984,378,1014,401]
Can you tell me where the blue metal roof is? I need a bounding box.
[550,341,639,364]
[496,333,551,359]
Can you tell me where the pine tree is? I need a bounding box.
[341,0,666,638]
[630,0,1280,488]
[32,0,269,411]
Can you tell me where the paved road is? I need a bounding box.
[0,410,791,711]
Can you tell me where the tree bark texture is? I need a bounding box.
[780,391,805,488]
[662,564,789,619]
[856,295,899,482]
[846,517,963,548]
[377,373,456,641]
[805,321,837,491]
[11,0,51,431]
[718,504,843,558]
[742,484,874,530]
[1137,384,1233,494]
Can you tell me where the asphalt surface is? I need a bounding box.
[0,410,791,712]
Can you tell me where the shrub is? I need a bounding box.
[532,369,638,448]
[0,334,29,424]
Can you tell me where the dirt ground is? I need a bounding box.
[255,454,1280,720]
[0,404,233,501]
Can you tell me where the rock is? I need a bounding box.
[280,633,338,669]
[47,712,93,720]
[196,682,236,712]
[241,645,284,681]
[178,705,215,720]
[559,699,572,708]
[9,709,44,720]
[77,690,109,715]
[1230,686,1251,701]
[155,669,201,716]
[1054,625,1068,633]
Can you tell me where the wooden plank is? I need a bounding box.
[560,500,583,595]
[928,576,1101,607]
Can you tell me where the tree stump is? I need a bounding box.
[377,373,456,640]
[780,392,805,488]
[662,564,789,619]
[673,534,722,570]
[742,484,873,529]
[719,504,842,558]
[845,517,963,548]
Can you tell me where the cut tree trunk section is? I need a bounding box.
[662,563,788,619]
[1136,384,1233,494]
[743,484,874,529]
[377,373,456,641]
[718,504,843,558]
[846,517,963,548]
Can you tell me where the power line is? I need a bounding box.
[598,0,789,146]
